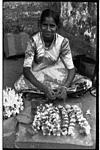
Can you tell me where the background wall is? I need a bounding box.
[3,2,97,44]
[3,2,61,35]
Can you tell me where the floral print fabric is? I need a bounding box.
[14,32,92,93]
[23,32,74,70]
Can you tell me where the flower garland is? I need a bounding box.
[32,103,91,137]
[3,87,24,119]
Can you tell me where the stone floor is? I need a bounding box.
[3,91,97,149]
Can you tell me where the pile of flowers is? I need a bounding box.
[32,103,61,136]
[3,87,24,119]
[32,103,91,137]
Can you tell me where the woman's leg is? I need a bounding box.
[14,60,68,92]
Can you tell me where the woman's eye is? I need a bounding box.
[42,23,48,27]
[42,23,56,29]
[50,24,56,28]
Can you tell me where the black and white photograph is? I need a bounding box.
[3,1,98,149]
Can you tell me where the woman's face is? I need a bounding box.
[40,17,57,41]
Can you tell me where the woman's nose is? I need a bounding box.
[47,25,51,31]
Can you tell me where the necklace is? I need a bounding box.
[40,32,56,50]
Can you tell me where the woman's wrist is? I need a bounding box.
[65,83,70,88]
[40,84,48,93]
[62,82,70,89]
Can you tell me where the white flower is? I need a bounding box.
[86,109,91,115]
[84,125,91,135]
[3,87,24,118]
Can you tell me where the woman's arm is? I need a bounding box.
[23,67,47,93]
[23,38,47,92]
[23,67,56,100]
[23,38,56,100]
[60,38,75,88]
[64,68,75,88]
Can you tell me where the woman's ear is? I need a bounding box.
[38,20,41,31]
[55,26,58,33]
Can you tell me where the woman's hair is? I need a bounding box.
[40,9,60,27]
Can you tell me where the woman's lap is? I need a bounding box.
[14,64,92,93]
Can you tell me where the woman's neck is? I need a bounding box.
[41,33,55,47]
[42,34,55,48]
[43,36,54,43]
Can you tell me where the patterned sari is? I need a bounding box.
[14,32,92,95]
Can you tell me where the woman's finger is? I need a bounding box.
[47,89,56,100]
[57,87,67,99]
[50,90,56,99]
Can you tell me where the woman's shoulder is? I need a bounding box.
[56,33,69,45]
[31,32,41,41]
[56,33,69,42]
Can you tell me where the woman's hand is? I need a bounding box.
[56,86,67,100]
[44,88,56,100]
[23,67,56,100]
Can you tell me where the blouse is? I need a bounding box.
[23,32,74,71]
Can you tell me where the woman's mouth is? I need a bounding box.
[45,32,51,36]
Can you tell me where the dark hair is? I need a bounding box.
[40,9,60,27]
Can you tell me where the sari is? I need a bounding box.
[14,32,92,95]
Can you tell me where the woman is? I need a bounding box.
[14,9,92,101]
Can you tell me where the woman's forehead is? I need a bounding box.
[42,17,56,24]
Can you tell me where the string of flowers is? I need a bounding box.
[32,103,91,136]
[3,87,24,119]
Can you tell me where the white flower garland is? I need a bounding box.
[3,87,24,119]
[32,103,91,137]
